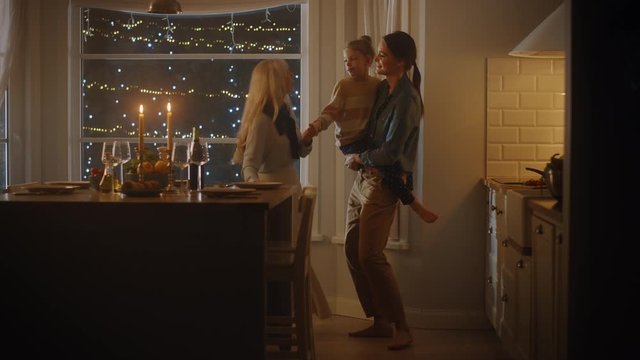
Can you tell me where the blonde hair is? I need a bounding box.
[232,59,291,164]
[347,35,375,60]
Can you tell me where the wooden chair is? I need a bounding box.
[265,186,317,360]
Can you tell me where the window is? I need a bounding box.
[78,5,302,183]
[0,89,6,189]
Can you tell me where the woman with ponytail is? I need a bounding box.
[342,31,427,351]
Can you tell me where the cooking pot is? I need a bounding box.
[526,153,563,201]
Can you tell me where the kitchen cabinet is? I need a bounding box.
[499,239,531,360]
[529,199,566,360]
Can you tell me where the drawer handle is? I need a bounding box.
[488,226,494,234]
[535,225,544,234]
[516,260,524,268]
[501,240,508,247]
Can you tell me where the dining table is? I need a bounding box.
[0,184,295,359]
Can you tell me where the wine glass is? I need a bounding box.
[172,142,190,193]
[188,140,210,191]
[112,141,131,190]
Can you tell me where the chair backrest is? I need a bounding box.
[295,186,317,272]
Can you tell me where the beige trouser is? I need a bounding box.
[345,169,406,324]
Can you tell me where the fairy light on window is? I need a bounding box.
[83,9,94,42]
[164,16,175,41]
[227,13,237,53]
[126,12,135,29]
[262,8,272,23]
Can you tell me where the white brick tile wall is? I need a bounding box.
[521,127,555,143]
[486,58,565,179]
[503,75,536,91]
[552,60,565,74]
[537,75,565,92]
[537,110,564,126]
[553,127,565,143]
[488,161,520,178]
[521,92,554,109]
[488,127,518,143]
[487,58,519,74]
[553,93,566,109]
[487,144,502,160]
[488,92,519,108]
[503,144,536,160]
[487,110,502,126]
[487,75,502,91]
[520,59,553,74]
[537,145,564,160]
[503,110,535,126]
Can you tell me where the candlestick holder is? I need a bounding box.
[165,157,176,193]
[137,146,145,182]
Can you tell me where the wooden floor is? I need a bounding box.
[313,315,512,360]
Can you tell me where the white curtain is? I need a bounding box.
[0,0,25,106]
[362,0,400,45]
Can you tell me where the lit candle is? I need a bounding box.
[166,102,173,155]
[138,105,144,164]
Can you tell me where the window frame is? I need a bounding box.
[69,1,309,181]
[0,88,7,189]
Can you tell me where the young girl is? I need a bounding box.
[302,35,438,223]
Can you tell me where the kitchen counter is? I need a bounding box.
[484,177,546,192]
[528,198,562,224]
[0,186,295,359]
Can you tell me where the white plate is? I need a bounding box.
[233,181,282,190]
[45,181,91,189]
[200,186,256,197]
[25,184,78,194]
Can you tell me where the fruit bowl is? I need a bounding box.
[124,172,168,187]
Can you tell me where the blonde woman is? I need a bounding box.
[233,59,331,320]
[233,59,311,193]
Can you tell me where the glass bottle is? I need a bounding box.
[99,165,114,193]
[189,127,203,190]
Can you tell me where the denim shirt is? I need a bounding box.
[360,73,421,172]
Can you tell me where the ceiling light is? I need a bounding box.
[148,0,183,14]
[509,3,565,58]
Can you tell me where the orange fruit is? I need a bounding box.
[141,161,155,174]
[154,160,169,174]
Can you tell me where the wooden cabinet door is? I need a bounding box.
[532,214,559,360]
[514,255,532,360]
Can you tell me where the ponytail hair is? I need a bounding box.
[382,31,423,114]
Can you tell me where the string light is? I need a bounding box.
[80,6,301,180]
[164,16,175,41]
[226,13,237,53]
[262,8,272,23]
[83,9,94,42]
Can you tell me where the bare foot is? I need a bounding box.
[410,201,439,223]
[348,322,393,338]
[387,328,413,350]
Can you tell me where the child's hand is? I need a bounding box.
[344,154,363,171]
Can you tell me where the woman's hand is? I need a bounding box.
[301,126,318,146]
